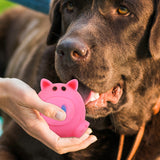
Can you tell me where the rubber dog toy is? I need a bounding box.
[38,79,89,138]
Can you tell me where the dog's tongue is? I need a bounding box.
[85,86,122,108]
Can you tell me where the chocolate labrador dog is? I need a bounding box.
[0,0,160,159]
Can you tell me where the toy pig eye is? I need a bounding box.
[53,86,57,91]
[61,86,66,91]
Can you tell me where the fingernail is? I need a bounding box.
[91,136,97,143]
[55,111,66,121]
[88,128,92,134]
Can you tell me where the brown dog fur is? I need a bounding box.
[1,0,160,159]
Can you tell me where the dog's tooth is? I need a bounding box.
[90,93,100,102]
[94,93,100,99]
[90,96,96,102]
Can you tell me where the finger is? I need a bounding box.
[62,128,93,146]
[28,123,97,154]
[61,135,97,154]
[52,128,92,149]
[46,128,92,148]
[28,94,66,121]
[43,128,97,154]
[52,128,97,154]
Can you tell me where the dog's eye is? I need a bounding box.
[66,2,74,12]
[117,6,130,16]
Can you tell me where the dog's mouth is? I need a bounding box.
[85,83,123,106]
[78,80,124,118]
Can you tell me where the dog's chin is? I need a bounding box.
[78,80,124,119]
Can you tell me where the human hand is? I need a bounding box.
[0,78,97,154]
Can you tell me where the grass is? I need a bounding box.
[0,0,16,14]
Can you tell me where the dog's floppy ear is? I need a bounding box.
[149,0,160,60]
[47,0,61,45]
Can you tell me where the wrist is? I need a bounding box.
[0,78,5,92]
[0,78,9,100]
[0,78,7,110]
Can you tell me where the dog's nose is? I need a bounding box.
[56,38,90,62]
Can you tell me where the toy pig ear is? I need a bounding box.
[40,79,52,90]
[67,79,78,91]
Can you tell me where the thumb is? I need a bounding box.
[31,94,66,121]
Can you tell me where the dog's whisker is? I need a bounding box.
[91,0,96,10]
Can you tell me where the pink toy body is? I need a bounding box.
[38,79,89,138]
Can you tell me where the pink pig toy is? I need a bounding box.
[38,79,90,138]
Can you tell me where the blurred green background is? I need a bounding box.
[0,0,16,14]
[0,0,16,135]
